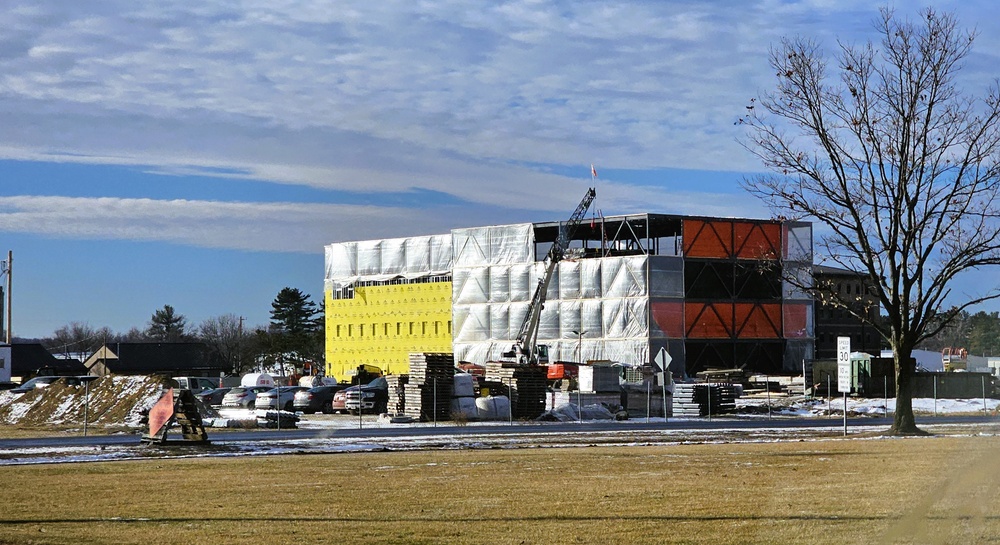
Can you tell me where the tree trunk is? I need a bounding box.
[891,348,925,435]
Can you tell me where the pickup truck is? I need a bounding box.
[343,376,389,414]
[173,376,221,394]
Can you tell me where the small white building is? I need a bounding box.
[0,344,11,384]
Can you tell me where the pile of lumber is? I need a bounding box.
[384,374,408,415]
[672,383,737,417]
[484,362,547,419]
[403,353,455,421]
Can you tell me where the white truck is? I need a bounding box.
[173,376,221,394]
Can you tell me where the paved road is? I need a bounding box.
[2,414,995,450]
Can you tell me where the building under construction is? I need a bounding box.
[324,213,813,381]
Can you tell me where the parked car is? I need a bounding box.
[331,386,355,414]
[254,386,308,411]
[195,387,231,406]
[11,376,62,394]
[11,375,98,394]
[221,386,272,408]
[293,385,347,414]
[344,376,389,414]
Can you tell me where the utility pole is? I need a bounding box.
[237,316,245,375]
[1,251,9,344]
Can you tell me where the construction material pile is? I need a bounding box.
[384,374,408,415]
[673,383,738,417]
[484,362,547,419]
[404,353,455,421]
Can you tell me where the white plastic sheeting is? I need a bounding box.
[452,255,650,305]
[783,263,813,301]
[453,338,651,367]
[324,234,453,290]
[452,224,533,267]
[648,256,684,297]
[452,253,653,366]
[784,222,813,262]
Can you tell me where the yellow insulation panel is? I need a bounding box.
[325,281,453,382]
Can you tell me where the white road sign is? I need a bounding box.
[837,336,851,393]
[653,347,672,373]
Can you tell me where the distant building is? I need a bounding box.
[324,213,815,380]
[84,342,223,377]
[813,265,881,359]
[7,342,86,381]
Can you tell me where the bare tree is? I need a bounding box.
[44,322,112,357]
[198,314,252,374]
[740,8,1000,434]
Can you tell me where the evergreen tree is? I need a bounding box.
[270,288,320,336]
[268,288,323,371]
[146,304,188,341]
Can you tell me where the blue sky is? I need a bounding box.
[2,1,999,339]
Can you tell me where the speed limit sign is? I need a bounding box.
[837,336,851,393]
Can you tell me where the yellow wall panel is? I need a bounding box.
[325,281,452,382]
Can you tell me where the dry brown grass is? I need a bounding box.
[1,435,999,545]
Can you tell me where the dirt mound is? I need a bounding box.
[0,375,169,429]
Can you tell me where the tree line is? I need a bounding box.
[918,310,1000,357]
[35,287,323,377]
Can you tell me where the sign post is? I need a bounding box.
[654,348,672,421]
[837,336,851,436]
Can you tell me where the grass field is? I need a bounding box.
[2,433,999,545]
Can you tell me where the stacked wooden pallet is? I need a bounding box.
[384,374,409,415]
[672,383,738,417]
[484,362,547,419]
[403,353,455,421]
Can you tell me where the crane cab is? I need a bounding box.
[534,344,550,365]
[502,344,550,365]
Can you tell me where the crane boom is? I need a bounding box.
[505,187,596,365]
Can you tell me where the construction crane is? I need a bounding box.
[503,187,596,365]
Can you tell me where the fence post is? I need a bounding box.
[646,380,650,424]
[983,376,988,415]
[826,375,831,417]
[707,383,712,420]
[933,378,938,417]
[766,375,772,420]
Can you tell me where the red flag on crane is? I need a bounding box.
[591,164,598,178]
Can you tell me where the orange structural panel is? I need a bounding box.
[686,302,733,338]
[651,301,685,338]
[733,303,782,338]
[683,219,731,258]
[733,222,781,260]
[684,219,783,260]
[783,303,810,338]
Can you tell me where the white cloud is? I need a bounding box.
[0,0,994,249]
[0,195,474,252]
[0,181,759,252]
